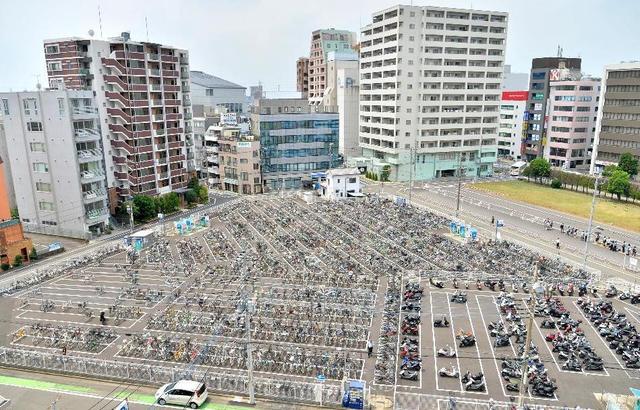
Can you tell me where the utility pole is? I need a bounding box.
[329,142,334,169]
[582,174,600,272]
[455,153,463,219]
[518,262,539,408]
[408,147,414,205]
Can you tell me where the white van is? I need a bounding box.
[155,380,207,408]
[509,161,527,176]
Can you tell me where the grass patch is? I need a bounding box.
[471,180,640,233]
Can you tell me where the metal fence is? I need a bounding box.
[0,347,343,406]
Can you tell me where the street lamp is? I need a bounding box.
[582,174,601,272]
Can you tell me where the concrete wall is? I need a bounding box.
[190,82,247,113]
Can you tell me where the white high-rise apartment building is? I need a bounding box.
[359,5,508,181]
[0,90,109,239]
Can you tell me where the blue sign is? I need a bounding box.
[316,374,326,382]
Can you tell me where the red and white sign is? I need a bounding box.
[501,91,528,101]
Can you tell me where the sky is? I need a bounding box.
[0,0,638,94]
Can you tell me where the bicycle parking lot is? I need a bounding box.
[0,196,638,408]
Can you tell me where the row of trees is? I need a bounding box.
[364,165,391,182]
[522,154,640,201]
[118,178,209,223]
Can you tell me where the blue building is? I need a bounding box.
[251,99,340,191]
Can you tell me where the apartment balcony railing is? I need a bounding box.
[80,170,105,182]
[85,207,109,220]
[83,189,107,203]
[72,106,98,116]
[77,149,103,162]
[147,53,159,61]
[74,128,101,141]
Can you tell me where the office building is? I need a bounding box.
[359,5,508,181]
[251,98,339,191]
[545,76,600,170]
[0,90,109,239]
[591,62,640,174]
[190,70,247,114]
[498,91,527,159]
[296,57,309,98]
[0,155,33,266]
[522,57,582,161]
[218,127,262,194]
[322,51,361,159]
[307,29,357,104]
[43,34,193,204]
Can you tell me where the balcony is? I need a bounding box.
[107,107,132,123]
[155,143,167,151]
[148,68,161,77]
[83,188,108,203]
[149,83,162,92]
[151,99,163,107]
[77,148,103,163]
[183,98,191,106]
[75,128,101,141]
[156,157,168,165]
[152,114,164,122]
[207,166,219,174]
[72,106,98,118]
[159,172,169,180]
[80,170,105,183]
[109,123,133,139]
[153,128,166,137]
[147,53,159,61]
[85,207,109,221]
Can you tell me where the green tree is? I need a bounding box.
[29,247,38,261]
[185,189,198,204]
[528,158,551,183]
[13,255,23,267]
[607,170,631,200]
[163,193,180,213]
[10,208,19,219]
[197,184,208,203]
[551,179,562,189]
[619,152,639,177]
[603,164,619,177]
[1,263,10,271]
[380,165,391,182]
[132,195,158,221]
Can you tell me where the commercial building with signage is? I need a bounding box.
[591,62,640,174]
[217,128,262,195]
[498,91,528,159]
[251,98,339,191]
[522,57,582,161]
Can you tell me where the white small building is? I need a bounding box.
[320,168,363,200]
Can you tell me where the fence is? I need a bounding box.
[0,347,344,406]
[23,223,93,240]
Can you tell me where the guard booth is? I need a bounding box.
[124,229,156,251]
[342,380,365,409]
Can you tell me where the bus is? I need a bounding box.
[509,161,527,176]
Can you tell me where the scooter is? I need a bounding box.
[399,370,419,381]
[465,378,486,391]
[459,335,476,348]
[437,345,456,358]
[450,291,467,304]
[433,317,450,328]
[438,365,459,378]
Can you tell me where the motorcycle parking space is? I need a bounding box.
[429,291,464,393]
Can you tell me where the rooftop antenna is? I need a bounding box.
[97,1,103,38]
[34,75,42,91]
[557,45,563,57]
[145,16,149,41]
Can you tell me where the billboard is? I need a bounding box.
[501,91,528,101]
[220,113,238,125]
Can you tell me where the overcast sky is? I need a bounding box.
[1,0,638,94]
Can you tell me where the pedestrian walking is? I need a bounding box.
[560,223,564,233]
[491,216,495,225]
[556,238,560,250]
[367,340,373,358]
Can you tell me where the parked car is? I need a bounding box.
[155,380,207,408]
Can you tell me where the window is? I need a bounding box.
[47,62,61,71]
[57,98,65,115]
[27,122,43,132]
[38,201,55,211]
[45,45,59,54]
[23,99,30,115]
[29,142,46,152]
[348,177,357,183]
[36,182,51,192]
[532,72,545,80]
[23,98,38,115]
[32,162,48,172]
[205,88,214,96]
[2,99,8,115]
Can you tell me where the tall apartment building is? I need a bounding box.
[322,51,361,159]
[498,91,527,159]
[307,29,357,104]
[43,34,193,205]
[218,128,262,194]
[545,77,600,170]
[203,125,221,188]
[359,5,508,181]
[0,90,109,238]
[251,99,339,191]
[522,57,581,161]
[296,57,309,98]
[591,62,640,174]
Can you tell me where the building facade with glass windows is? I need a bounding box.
[251,99,339,191]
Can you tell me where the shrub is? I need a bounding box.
[551,179,562,189]
[29,247,38,260]
[1,263,10,271]
[13,255,23,267]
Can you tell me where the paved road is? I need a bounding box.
[0,367,308,410]
[366,179,640,284]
